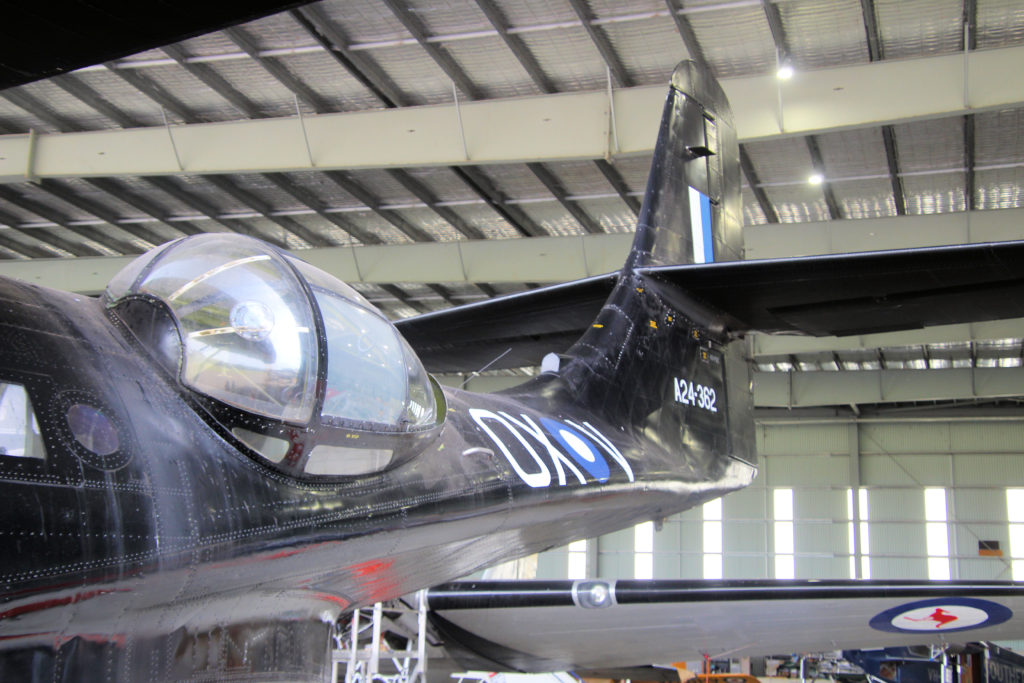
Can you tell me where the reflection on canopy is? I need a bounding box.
[105,234,437,435]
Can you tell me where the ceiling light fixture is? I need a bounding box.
[808,173,824,185]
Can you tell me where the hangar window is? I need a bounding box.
[0,382,45,460]
[773,488,794,579]
[567,539,587,580]
[634,521,653,579]
[924,488,950,581]
[1006,489,1024,581]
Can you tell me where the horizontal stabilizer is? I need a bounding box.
[395,274,615,373]
[397,241,1024,372]
[641,239,1024,336]
[426,579,1024,671]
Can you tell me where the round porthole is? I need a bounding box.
[58,393,132,470]
[67,404,120,456]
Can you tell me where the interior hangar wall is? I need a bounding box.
[536,418,1024,582]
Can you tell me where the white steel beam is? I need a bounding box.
[753,367,1024,408]
[4,209,1024,357]
[743,207,1024,260]
[443,367,1024,406]
[4,207,1021,292]
[0,233,635,293]
[2,46,1022,182]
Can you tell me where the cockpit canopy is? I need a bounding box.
[105,234,438,434]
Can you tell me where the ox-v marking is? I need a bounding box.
[469,409,634,488]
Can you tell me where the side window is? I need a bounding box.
[0,382,45,460]
[304,444,393,476]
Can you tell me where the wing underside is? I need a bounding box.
[425,579,1024,672]
[397,241,1024,373]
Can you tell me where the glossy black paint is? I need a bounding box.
[0,61,758,680]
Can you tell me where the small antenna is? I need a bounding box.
[459,348,511,389]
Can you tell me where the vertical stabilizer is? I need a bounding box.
[626,61,743,271]
[550,60,754,468]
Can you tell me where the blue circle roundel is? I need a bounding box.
[540,418,610,482]
[869,597,1012,634]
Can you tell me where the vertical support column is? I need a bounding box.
[346,609,360,683]
[369,602,383,678]
[412,589,428,683]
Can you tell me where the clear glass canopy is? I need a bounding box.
[106,234,437,432]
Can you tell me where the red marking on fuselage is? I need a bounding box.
[312,592,350,609]
[349,559,394,577]
[347,558,400,602]
[0,588,130,621]
[907,608,959,628]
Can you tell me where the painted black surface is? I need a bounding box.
[640,240,1024,336]
[396,273,616,372]
[0,2,314,91]
[399,240,1024,373]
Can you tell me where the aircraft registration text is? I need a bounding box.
[673,377,717,413]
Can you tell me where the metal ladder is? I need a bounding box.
[332,590,428,683]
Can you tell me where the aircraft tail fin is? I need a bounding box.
[524,60,755,464]
[626,60,743,270]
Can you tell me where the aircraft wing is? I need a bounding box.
[397,240,1024,372]
[640,240,1024,337]
[395,273,616,373]
[425,579,1024,672]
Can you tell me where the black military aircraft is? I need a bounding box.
[2,52,1024,682]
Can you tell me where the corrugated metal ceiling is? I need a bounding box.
[0,0,1023,390]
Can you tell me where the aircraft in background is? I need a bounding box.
[2,49,1024,681]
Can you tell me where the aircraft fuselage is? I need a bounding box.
[0,271,754,646]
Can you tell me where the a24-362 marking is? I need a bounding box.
[674,377,717,413]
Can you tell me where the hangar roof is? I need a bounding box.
[1,0,1023,390]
